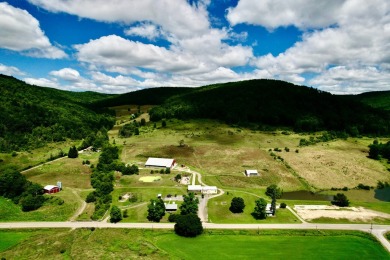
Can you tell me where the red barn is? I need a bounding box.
[44,185,60,194]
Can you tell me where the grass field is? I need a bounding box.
[0,188,80,221]
[156,230,389,259]
[208,190,300,224]
[1,229,388,259]
[139,176,162,182]
[0,231,33,252]
[23,157,93,189]
[0,140,81,172]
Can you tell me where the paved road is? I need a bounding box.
[0,222,389,251]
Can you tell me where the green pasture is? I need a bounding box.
[1,229,387,259]
[0,140,80,172]
[0,188,80,221]
[0,231,34,252]
[23,157,92,189]
[155,230,389,259]
[207,190,300,224]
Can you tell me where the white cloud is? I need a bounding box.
[310,66,390,94]
[28,0,210,39]
[124,22,162,40]
[50,68,81,82]
[24,77,60,88]
[227,0,344,29]
[0,2,67,59]
[0,64,24,76]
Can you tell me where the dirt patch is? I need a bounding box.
[294,205,390,221]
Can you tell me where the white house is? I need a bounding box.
[201,186,218,194]
[145,157,176,169]
[245,170,258,177]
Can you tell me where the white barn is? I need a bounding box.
[245,169,258,177]
[145,157,176,169]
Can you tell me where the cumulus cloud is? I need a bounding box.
[227,0,344,29]
[0,2,67,59]
[28,0,210,39]
[310,66,390,94]
[24,77,60,88]
[49,68,81,82]
[227,0,390,92]
[124,22,163,40]
[0,64,24,76]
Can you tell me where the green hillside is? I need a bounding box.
[0,75,115,152]
[354,91,390,111]
[149,79,390,135]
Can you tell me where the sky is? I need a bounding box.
[0,0,389,94]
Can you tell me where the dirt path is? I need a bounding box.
[69,189,87,222]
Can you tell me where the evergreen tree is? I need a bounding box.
[68,145,78,158]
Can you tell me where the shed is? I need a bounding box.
[44,185,60,194]
[187,185,202,192]
[201,186,218,194]
[266,203,274,215]
[245,169,258,177]
[145,157,176,169]
[165,202,178,212]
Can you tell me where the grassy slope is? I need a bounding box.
[355,91,390,110]
[1,229,388,259]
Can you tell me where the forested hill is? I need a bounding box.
[92,87,194,107]
[149,79,390,135]
[0,75,115,152]
[354,91,390,111]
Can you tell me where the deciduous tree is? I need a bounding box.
[229,197,245,213]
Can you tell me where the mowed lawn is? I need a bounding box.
[156,231,389,259]
[208,191,300,224]
[0,231,33,252]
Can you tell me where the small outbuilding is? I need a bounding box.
[245,169,258,177]
[165,202,178,212]
[44,185,60,194]
[187,185,202,192]
[266,203,273,215]
[145,157,176,169]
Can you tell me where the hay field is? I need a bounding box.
[282,139,390,189]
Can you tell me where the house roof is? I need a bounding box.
[44,185,59,190]
[165,203,178,210]
[145,157,175,168]
[202,186,217,191]
[188,185,202,191]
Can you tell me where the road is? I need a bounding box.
[0,222,389,251]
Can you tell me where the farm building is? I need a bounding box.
[44,185,60,194]
[145,157,176,169]
[187,185,218,194]
[188,185,202,192]
[245,170,258,177]
[164,202,178,212]
[201,186,218,194]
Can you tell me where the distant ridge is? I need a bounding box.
[0,74,114,152]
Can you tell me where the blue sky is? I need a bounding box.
[0,0,389,94]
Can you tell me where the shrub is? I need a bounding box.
[168,213,179,222]
[280,202,287,208]
[174,214,203,237]
[332,193,350,207]
[229,197,245,213]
